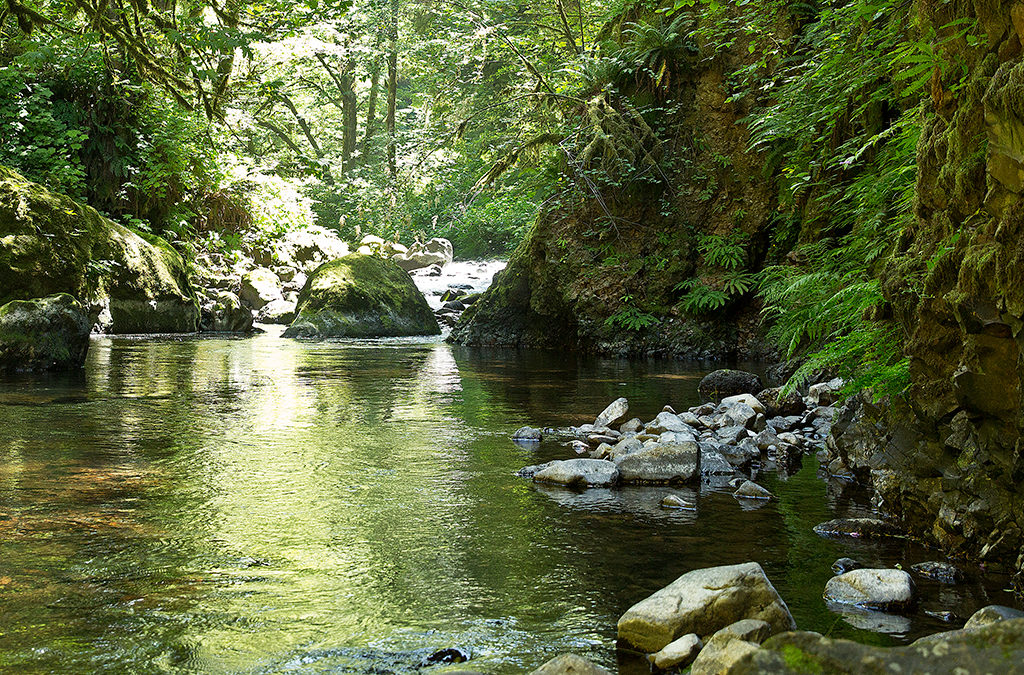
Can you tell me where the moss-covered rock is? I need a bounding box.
[724,619,1024,673]
[0,166,199,333]
[0,294,90,371]
[283,254,440,338]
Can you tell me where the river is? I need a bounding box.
[0,330,1015,673]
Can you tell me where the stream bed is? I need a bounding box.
[0,332,1017,673]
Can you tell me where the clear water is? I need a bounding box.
[0,332,1016,674]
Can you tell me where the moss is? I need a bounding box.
[779,645,825,674]
[284,254,439,338]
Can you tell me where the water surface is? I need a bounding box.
[0,333,1015,673]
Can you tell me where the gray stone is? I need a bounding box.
[823,568,915,611]
[616,562,796,652]
[617,442,700,484]
[808,377,844,406]
[690,636,759,675]
[394,237,454,271]
[257,297,297,324]
[595,397,630,428]
[725,402,759,429]
[717,425,748,444]
[661,494,696,510]
[753,429,781,451]
[831,558,864,575]
[619,417,643,434]
[734,480,773,500]
[722,393,765,414]
[659,430,697,444]
[202,290,253,332]
[605,436,642,461]
[720,439,761,469]
[680,411,702,427]
[646,411,692,434]
[533,459,619,488]
[513,426,543,441]
[517,462,553,479]
[701,447,735,475]
[964,605,1024,630]
[649,633,702,670]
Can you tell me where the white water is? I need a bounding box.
[410,259,507,310]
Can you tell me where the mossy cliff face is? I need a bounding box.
[0,166,199,333]
[829,0,1024,585]
[284,254,440,338]
[451,16,778,359]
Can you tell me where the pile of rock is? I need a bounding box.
[515,370,842,497]
[433,286,481,329]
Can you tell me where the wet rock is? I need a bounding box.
[728,620,1024,673]
[661,494,696,510]
[394,237,454,271]
[240,267,284,310]
[517,462,553,479]
[533,459,619,488]
[766,415,802,432]
[831,558,864,575]
[649,633,702,670]
[911,561,964,584]
[679,411,702,427]
[617,442,700,484]
[425,647,470,664]
[587,433,618,446]
[442,299,466,311]
[659,430,697,445]
[725,402,759,430]
[808,377,844,406]
[605,436,643,461]
[963,605,1024,629]
[923,608,961,623]
[529,653,610,675]
[813,517,904,539]
[720,439,760,470]
[616,562,795,652]
[202,290,253,332]
[595,397,630,428]
[690,620,773,675]
[734,480,773,500]
[570,440,590,454]
[701,447,735,476]
[513,426,543,441]
[0,294,90,372]
[619,417,643,434]
[698,370,764,402]
[716,425,749,444]
[823,568,915,612]
[753,429,781,451]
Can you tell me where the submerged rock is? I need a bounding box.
[616,562,795,652]
[284,254,440,338]
[831,558,864,575]
[698,370,763,402]
[0,294,90,371]
[513,426,543,441]
[533,459,619,488]
[813,517,904,539]
[910,561,963,585]
[823,569,915,612]
[733,481,773,501]
[963,605,1024,630]
[529,653,610,675]
[661,494,696,510]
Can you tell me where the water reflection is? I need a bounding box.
[0,333,1017,673]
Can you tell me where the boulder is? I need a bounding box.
[533,459,619,488]
[513,426,543,441]
[201,291,253,332]
[616,562,796,652]
[649,633,702,670]
[529,654,610,675]
[257,298,297,325]
[720,439,760,470]
[722,394,765,414]
[619,417,643,434]
[283,254,440,338]
[239,267,283,310]
[690,620,773,675]
[725,620,1024,673]
[964,605,1024,630]
[0,294,90,371]
[724,402,758,429]
[0,167,199,333]
[646,411,693,434]
[394,237,454,271]
[595,397,629,428]
[616,442,700,484]
[273,225,350,271]
[813,518,904,539]
[823,569,915,612]
[698,370,763,402]
[755,387,806,417]
[808,377,844,405]
[701,447,735,475]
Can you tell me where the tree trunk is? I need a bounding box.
[386,0,398,181]
[362,56,381,164]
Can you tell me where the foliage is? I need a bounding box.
[605,295,661,331]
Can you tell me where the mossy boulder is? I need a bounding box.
[283,254,440,338]
[0,166,199,333]
[0,294,90,371]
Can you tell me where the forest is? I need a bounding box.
[2,0,1024,672]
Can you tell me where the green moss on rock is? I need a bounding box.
[0,165,199,333]
[0,293,90,371]
[283,254,440,338]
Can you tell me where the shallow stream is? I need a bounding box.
[0,332,1017,673]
